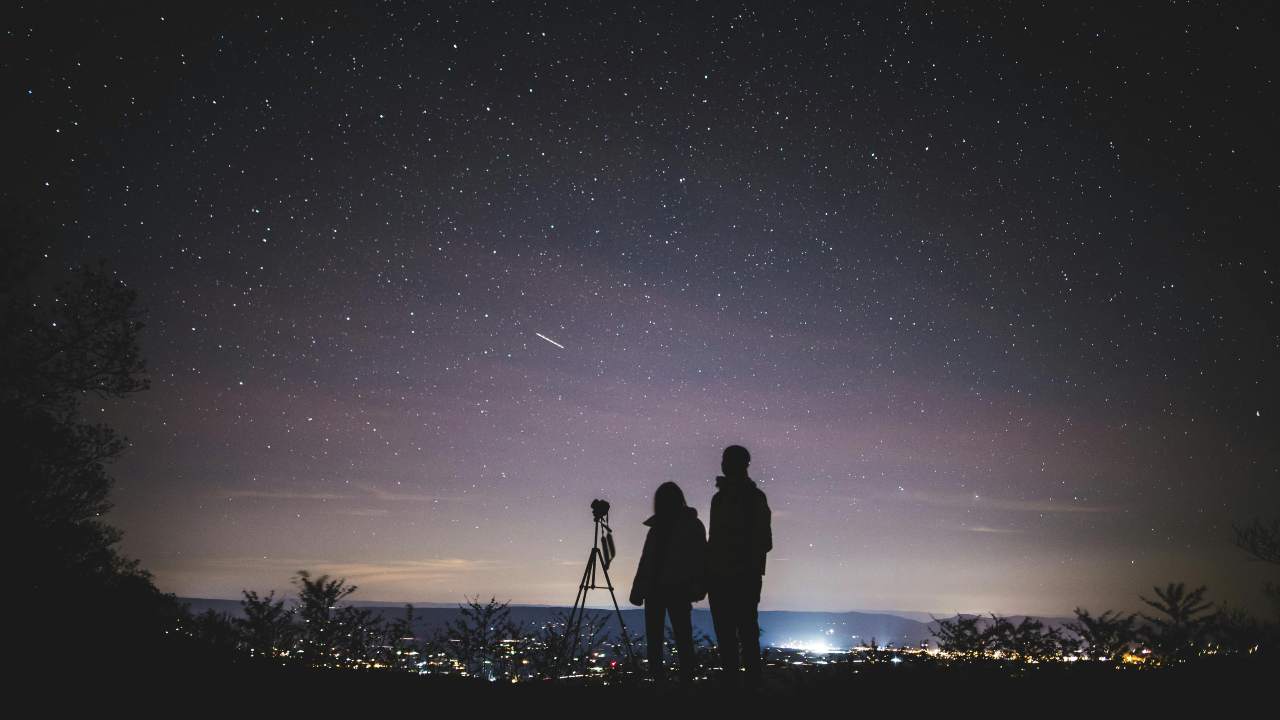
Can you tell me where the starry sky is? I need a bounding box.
[8,2,1277,616]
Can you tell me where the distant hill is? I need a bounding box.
[180,598,1079,650]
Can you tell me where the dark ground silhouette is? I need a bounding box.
[55,642,1277,712]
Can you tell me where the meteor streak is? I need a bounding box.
[535,332,565,349]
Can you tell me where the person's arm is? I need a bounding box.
[760,495,772,554]
[754,492,773,572]
[707,491,720,547]
[629,528,654,606]
[690,518,708,601]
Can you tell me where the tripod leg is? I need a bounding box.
[598,557,639,672]
[561,549,596,675]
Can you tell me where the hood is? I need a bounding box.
[715,475,756,491]
[643,505,698,527]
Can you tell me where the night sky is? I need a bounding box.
[8,3,1277,616]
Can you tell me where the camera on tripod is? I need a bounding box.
[562,496,636,672]
[590,499,616,568]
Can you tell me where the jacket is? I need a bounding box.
[707,475,772,579]
[629,506,707,605]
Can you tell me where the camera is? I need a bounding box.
[590,498,610,522]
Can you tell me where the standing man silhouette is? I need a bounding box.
[707,444,772,689]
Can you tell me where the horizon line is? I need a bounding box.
[175,596,1082,618]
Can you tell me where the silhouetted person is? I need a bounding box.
[629,481,707,684]
[707,444,771,688]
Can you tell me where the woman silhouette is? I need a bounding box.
[629,481,707,684]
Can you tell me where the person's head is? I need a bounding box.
[653,481,688,517]
[722,444,751,479]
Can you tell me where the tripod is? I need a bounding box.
[561,507,638,676]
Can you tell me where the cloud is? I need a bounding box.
[356,484,443,503]
[963,525,1023,534]
[198,556,499,585]
[892,489,1119,514]
[329,508,393,518]
[224,489,353,501]
[220,483,448,504]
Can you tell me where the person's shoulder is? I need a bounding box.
[679,512,705,534]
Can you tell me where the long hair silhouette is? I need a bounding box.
[653,481,688,517]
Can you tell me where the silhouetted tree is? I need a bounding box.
[439,596,521,680]
[601,632,642,679]
[2,251,176,659]
[237,590,296,661]
[1210,605,1262,656]
[986,615,1064,661]
[1235,518,1280,566]
[859,636,888,664]
[1065,608,1138,660]
[333,604,382,667]
[526,609,609,679]
[660,621,713,674]
[1233,517,1280,621]
[382,604,420,671]
[5,260,149,580]
[190,609,241,655]
[687,625,717,671]
[931,615,994,659]
[1139,582,1214,662]
[292,570,360,668]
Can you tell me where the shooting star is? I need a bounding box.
[535,332,565,349]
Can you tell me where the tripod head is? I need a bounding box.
[589,499,617,569]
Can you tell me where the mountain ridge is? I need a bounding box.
[179,597,1075,649]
